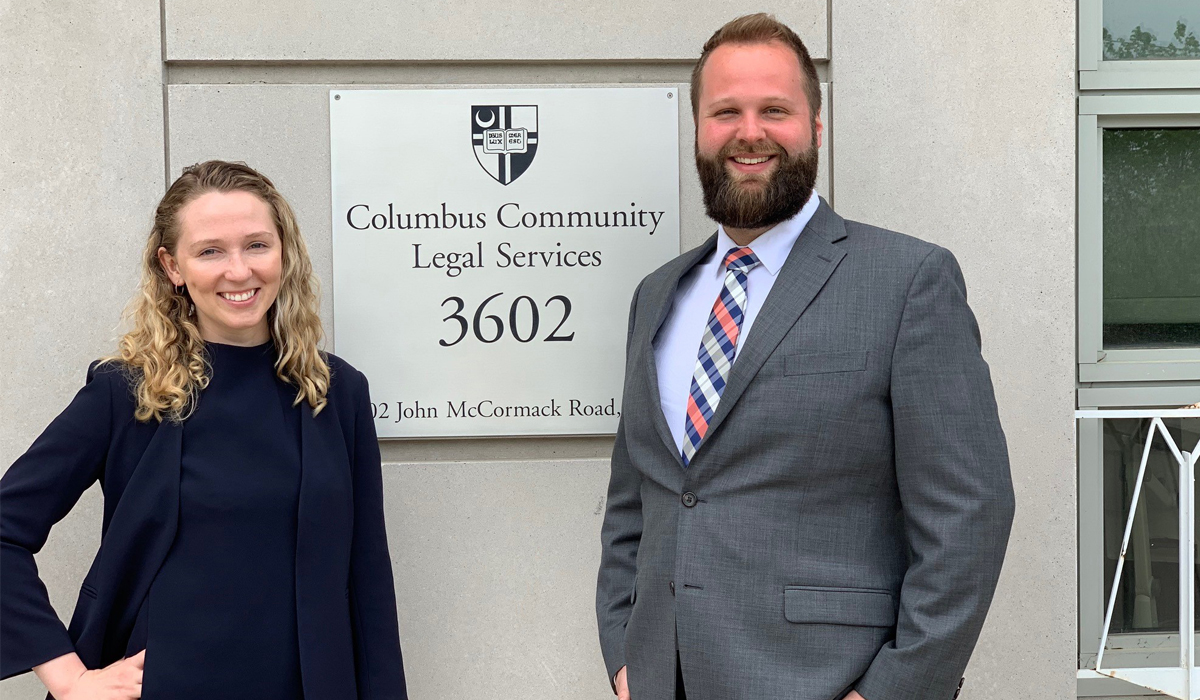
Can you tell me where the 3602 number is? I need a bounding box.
[439,294,575,347]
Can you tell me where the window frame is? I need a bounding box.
[1077,96,1200,384]
[1079,0,1200,91]
[1077,4,1200,697]
[1077,412,1200,699]
[1077,415,1200,665]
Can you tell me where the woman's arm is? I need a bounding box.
[1,362,114,679]
[33,652,87,699]
[347,370,408,700]
[34,649,144,700]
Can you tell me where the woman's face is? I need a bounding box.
[158,190,283,346]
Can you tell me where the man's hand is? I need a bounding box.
[615,665,630,700]
[58,650,145,700]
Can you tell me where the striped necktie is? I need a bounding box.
[681,247,762,466]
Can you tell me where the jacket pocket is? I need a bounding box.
[80,582,99,599]
[783,351,868,377]
[629,571,638,606]
[783,586,896,627]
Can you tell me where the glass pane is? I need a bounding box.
[1102,128,1200,349]
[1104,0,1200,60]
[1103,418,1199,634]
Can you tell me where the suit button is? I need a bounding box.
[669,581,675,595]
[681,492,697,507]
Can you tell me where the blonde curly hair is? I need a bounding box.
[106,160,330,422]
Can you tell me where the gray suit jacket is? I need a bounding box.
[596,199,1015,700]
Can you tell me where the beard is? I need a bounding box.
[695,129,819,231]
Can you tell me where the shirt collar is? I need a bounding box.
[713,190,820,276]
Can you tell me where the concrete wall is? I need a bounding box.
[0,1,164,697]
[163,0,828,61]
[1,1,1076,699]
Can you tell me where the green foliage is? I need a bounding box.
[1103,19,1200,59]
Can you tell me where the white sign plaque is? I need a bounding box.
[330,88,680,438]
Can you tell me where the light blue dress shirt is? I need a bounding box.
[653,192,820,454]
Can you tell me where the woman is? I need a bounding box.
[0,161,407,699]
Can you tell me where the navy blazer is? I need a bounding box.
[0,355,407,699]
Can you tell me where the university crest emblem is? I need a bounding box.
[471,105,538,185]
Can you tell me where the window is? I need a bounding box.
[1102,0,1200,61]
[1080,0,1200,90]
[1078,2,1200,698]
[1101,418,1199,635]
[1078,99,1200,383]
[1078,412,1199,697]
[1101,127,1200,351]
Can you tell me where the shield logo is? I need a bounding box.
[471,105,538,185]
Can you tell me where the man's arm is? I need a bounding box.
[596,415,643,687]
[855,246,1016,700]
[596,282,646,690]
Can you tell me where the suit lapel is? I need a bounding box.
[695,200,848,462]
[638,235,718,465]
[93,419,182,662]
[295,405,318,693]
[293,399,355,700]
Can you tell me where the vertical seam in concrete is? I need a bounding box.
[827,84,834,209]
[160,0,171,187]
[825,0,833,66]
[826,0,834,208]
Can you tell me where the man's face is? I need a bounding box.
[695,41,823,231]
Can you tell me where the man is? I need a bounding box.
[596,13,1015,700]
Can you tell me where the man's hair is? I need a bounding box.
[690,13,822,119]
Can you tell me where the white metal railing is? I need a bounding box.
[1077,408,1200,699]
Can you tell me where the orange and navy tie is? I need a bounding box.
[682,247,761,466]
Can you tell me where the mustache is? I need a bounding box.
[718,140,785,158]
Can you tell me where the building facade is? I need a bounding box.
[5,1,1190,698]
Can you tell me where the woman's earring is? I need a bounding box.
[175,284,186,295]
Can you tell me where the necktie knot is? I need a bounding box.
[723,247,761,275]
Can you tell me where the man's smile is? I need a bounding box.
[728,153,778,174]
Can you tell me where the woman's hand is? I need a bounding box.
[63,650,145,700]
[35,650,144,700]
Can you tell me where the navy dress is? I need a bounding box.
[127,342,304,698]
